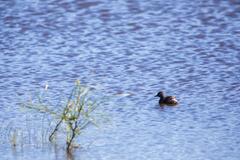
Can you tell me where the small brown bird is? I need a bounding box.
[155,91,178,106]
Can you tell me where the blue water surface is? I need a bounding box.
[0,0,240,160]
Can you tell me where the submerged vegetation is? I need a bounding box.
[22,80,99,152]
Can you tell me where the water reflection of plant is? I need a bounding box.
[23,80,98,152]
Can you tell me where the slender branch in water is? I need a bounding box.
[48,118,63,142]
[66,96,84,151]
[66,121,78,152]
[49,87,75,142]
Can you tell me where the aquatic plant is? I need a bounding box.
[22,80,98,152]
[9,129,18,147]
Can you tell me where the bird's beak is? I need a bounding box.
[154,95,158,97]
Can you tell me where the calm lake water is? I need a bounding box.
[0,0,240,160]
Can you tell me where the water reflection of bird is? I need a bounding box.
[155,91,178,106]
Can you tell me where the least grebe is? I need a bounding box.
[155,91,178,106]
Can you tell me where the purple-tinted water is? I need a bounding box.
[0,0,240,160]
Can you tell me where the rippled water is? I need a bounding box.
[0,0,240,159]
